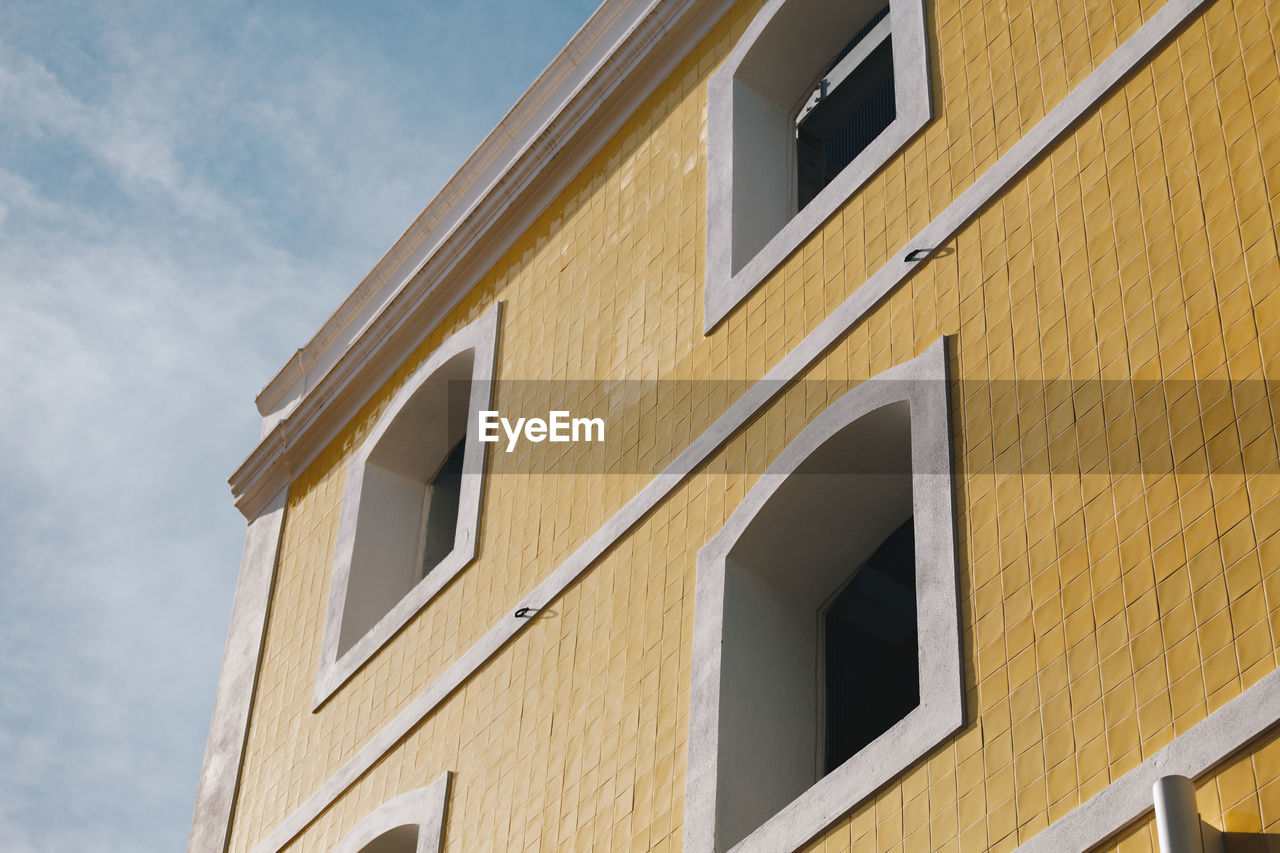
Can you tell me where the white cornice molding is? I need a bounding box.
[232,0,735,518]
[252,0,636,422]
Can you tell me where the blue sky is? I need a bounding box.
[0,1,597,849]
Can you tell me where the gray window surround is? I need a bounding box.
[329,772,452,853]
[314,307,500,709]
[685,337,962,853]
[703,0,931,333]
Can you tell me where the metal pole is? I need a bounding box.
[1153,775,1204,853]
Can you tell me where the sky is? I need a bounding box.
[0,0,598,849]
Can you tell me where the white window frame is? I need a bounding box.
[704,0,931,333]
[314,307,500,708]
[684,337,962,853]
[330,772,451,853]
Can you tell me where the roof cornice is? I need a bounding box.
[230,0,734,518]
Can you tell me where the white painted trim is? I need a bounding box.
[314,306,500,708]
[229,0,736,521]
[685,338,961,853]
[1014,670,1280,853]
[704,0,932,333]
[236,1,1215,849]
[330,772,452,853]
[188,487,288,853]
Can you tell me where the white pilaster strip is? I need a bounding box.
[188,487,288,853]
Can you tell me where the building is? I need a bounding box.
[190,0,1280,850]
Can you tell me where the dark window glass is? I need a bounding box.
[796,7,896,211]
[419,439,465,577]
[823,517,919,773]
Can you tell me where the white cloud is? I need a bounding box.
[0,1,598,849]
[0,22,363,853]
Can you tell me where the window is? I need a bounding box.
[330,773,451,853]
[315,307,500,707]
[684,337,961,853]
[821,517,918,774]
[353,827,418,853]
[333,357,473,658]
[417,439,465,579]
[796,7,894,211]
[704,0,930,332]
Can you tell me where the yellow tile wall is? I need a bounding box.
[1092,725,1280,851]
[227,0,1280,849]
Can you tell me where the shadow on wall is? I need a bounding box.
[1211,831,1280,853]
[1204,801,1279,853]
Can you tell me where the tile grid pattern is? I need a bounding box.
[226,0,1280,850]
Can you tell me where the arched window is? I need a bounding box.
[351,827,418,853]
[330,774,451,853]
[685,337,961,852]
[315,308,500,706]
[704,0,931,331]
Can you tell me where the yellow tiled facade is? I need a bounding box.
[205,0,1280,850]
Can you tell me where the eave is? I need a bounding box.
[229,0,734,519]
